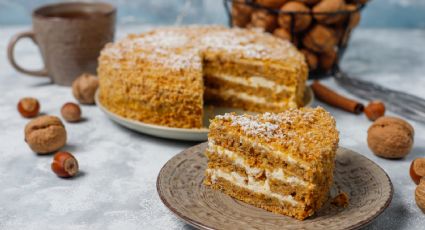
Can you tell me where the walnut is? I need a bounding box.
[313,0,346,25]
[278,2,312,32]
[24,116,67,154]
[319,48,337,72]
[251,10,278,32]
[302,25,337,53]
[72,73,99,105]
[256,0,288,9]
[301,49,318,71]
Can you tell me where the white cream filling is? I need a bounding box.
[208,143,308,187]
[238,136,310,170]
[206,88,297,108]
[216,74,295,93]
[206,168,298,206]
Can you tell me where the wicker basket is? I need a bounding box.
[224,0,367,79]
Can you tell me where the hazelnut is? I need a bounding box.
[278,2,312,32]
[364,101,386,121]
[273,28,292,41]
[302,25,337,53]
[416,178,425,213]
[300,49,318,71]
[61,102,82,122]
[319,48,337,72]
[410,158,425,185]
[17,97,40,118]
[24,115,67,154]
[72,73,99,105]
[251,10,278,32]
[51,151,79,178]
[256,0,288,9]
[367,116,414,159]
[313,0,346,25]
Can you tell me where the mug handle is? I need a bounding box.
[7,31,49,77]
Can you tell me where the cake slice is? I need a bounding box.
[203,107,339,220]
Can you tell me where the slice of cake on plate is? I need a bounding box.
[98,26,307,128]
[204,107,339,220]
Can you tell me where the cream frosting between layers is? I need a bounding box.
[206,168,299,206]
[205,88,297,108]
[214,74,295,94]
[207,143,308,187]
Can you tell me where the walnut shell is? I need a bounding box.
[231,2,253,27]
[72,73,99,105]
[300,49,318,71]
[346,4,361,29]
[295,0,321,6]
[302,25,337,53]
[256,0,288,9]
[313,0,346,25]
[273,28,292,41]
[251,10,278,32]
[278,2,312,32]
[24,116,67,154]
[319,48,337,71]
[367,116,414,159]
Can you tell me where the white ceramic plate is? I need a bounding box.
[96,87,314,141]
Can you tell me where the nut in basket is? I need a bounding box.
[224,0,368,78]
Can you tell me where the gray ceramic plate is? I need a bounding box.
[157,143,393,230]
[95,87,314,141]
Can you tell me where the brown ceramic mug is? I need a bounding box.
[7,2,116,86]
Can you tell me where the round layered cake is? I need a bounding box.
[98,26,307,128]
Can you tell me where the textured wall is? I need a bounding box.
[0,0,425,27]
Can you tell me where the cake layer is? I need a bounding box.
[204,75,295,102]
[205,142,333,209]
[204,169,314,220]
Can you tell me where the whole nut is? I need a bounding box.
[313,0,346,25]
[25,116,67,154]
[232,2,253,27]
[300,49,318,71]
[367,116,414,159]
[319,48,337,72]
[295,0,320,6]
[72,73,99,105]
[278,2,312,32]
[410,158,425,185]
[256,0,288,9]
[17,97,40,118]
[251,10,278,32]
[302,25,337,53]
[61,102,82,122]
[416,178,425,213]
[51,151,79,178]
[364,101,386,121]
[346,4,361,29]
[273,28,292,41]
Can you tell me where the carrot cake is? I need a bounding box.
[98,26,308,128]
[204,107,339,220]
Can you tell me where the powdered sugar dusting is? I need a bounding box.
[100,25,304,72]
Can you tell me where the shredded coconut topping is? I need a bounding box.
[99,25,304,72]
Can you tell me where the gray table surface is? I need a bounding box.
[0,26,424,230]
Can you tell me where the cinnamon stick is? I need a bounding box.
[311,81,364,114]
